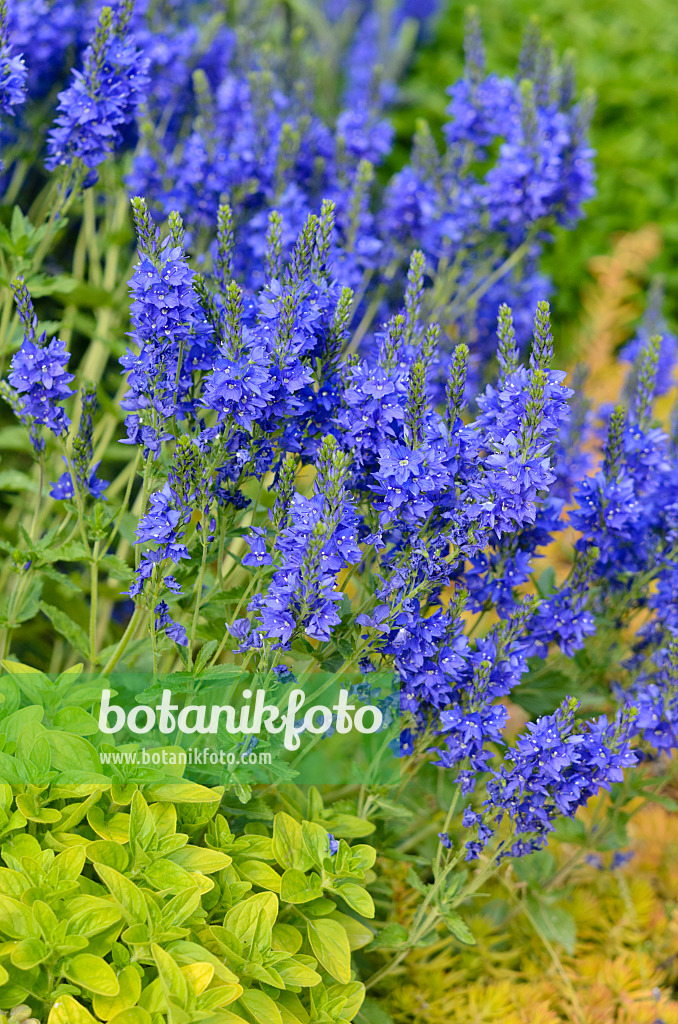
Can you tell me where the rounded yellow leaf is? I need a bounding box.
[181,961,215,995]
[92,965,142,1020]
[48,995,97,1024]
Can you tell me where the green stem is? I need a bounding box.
[101,606,143,675]
[89,540,100,667]
[188,536,210,671]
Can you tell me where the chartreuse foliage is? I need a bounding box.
[0,786,376,1024]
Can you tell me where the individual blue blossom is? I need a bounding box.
[272,664,298,685]
[154,600,188,646]
[242,527,273,568]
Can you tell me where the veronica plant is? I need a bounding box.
[0,0,675,1008]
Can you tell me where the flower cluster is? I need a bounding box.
[0,0,26,120]
[6,277,74,451]
[46,2,149,182]
[1,0,676,885]
[51,382,108,500]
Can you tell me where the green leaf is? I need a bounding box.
[333,882,374,918]
[537,566,557,596]
[143,859,195,893]
[40,601,90,658]
[552,817,587,844]
[0,894,40,938]
[194,640,219,674]
[129,790,156,850]
[48,995,98,1024]
[226,892,278,944]
[526,896,577,955]
[306,917,352,983]
[152,942,188,1005]
[0,469,38,492]
[25,272,78,297]
[95,864,147,925]
[236,859,282,892]
[275,958,322,987]
[99,555,133,582]
[273,811,314,871]
[10,936,48,968]
[441,910,476,945]
[330,911,374,951]
[281,867,323,904]
[168,845,232,873]
[366,923,408,950]
[63,954,121,996]
[513,670,575,717]
[92,965,142,1021]
[107,1010,153,1024]
[513,850,556,886]
[302,820,332,867]
[322,812,376,838]
[144,781,223,803]
[356,999,395,1024]
[272,922,303,953]
[593,815,630,851]
[53,706,100,735]
[236,989,282,1024]
[10,204,29,245]
[45,731,101,775]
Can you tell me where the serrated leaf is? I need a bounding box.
[441,910,476,945]
[40,601,90,657]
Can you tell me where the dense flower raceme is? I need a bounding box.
[126,10,594,373]
[4,276,74,451]
[0,0,26,121]
[0,2,595,388]
[45,2,149,182]
[72,204,678,853]
[1,194,678,865]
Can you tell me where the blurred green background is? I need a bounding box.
[396,0,678,351]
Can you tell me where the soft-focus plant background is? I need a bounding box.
[398,0,678,353]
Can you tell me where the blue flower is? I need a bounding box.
[0,0,27,118]
[7,278,74,448]
[46,6,149,181]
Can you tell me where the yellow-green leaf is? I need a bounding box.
[236,989,282,1024]
[168,846,232,873]
[236,859,282,892]
[108,1010,153,1024]
[144,782,222,803]
[306,917,351,983]
[280,868,323,904]
[272,812,314,872]
[48,995,98,1024]
[95,864,147,924]
[64,954,121,996]
[92,965,142,1020]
